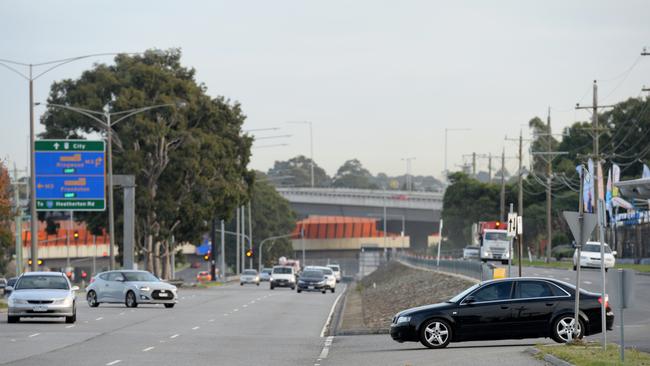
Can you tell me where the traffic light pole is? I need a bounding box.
[210,218,217,282]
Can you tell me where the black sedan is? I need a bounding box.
[390,277,614,349]
[296,270,328,294]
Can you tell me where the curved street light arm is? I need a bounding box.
[258,233,296,269]
[110,103,178,127]
[44,103,108,128]
[0,61,29,80]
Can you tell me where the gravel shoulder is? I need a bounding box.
[340,260,474,333]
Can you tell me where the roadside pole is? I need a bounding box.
[236,207,240,275]
[436,219,443,267]
[597,199,607,348]
[92,235,96,276]
[507,204,515,277]
[220,220,226,282]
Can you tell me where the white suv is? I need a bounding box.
[270,266,296,290]
[327,264,342,283]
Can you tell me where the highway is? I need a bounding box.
[0,284,344,366]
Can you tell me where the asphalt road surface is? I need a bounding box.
[0,283,345,366]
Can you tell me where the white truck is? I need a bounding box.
[478,221,511,265]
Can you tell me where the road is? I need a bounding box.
[0,283,345,366]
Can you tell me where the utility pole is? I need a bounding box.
[220,220,226,282]
[13,165,25,275]
[248,201,253,269]
[546,108,553,262]
[236,206,240,275]
[472,152,477,178]
[518,131,523,274]
[401,157,416,191]
[488,153,492,182]
[500,149,506,222]
[241,205,246,270]
[210,218,217,281]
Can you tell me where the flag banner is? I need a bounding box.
[643,164,650,179]
[586,159,594,213]
[612,163,620,197]
[606,168,613,221]
[597,160,605,201]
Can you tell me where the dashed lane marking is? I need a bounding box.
[96,317,103,321]
[243,304,248,308]
[192,326,200,330]
[209,319,215,322]
[143,346,155,352]
[584,281,592,285]
[170,334,179,339]
[28,333,40,338]
[65,325,75,329]
[318,336,334,359]
[233,309,239,312]
[106,361,121,366]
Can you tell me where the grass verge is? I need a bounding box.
[195,281,225,289]
[514,260,650,273]
[536,342,650,366]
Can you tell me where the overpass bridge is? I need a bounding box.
[276,187,443,250]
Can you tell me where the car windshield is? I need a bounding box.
[273,267,292,274]
[262,269,272,274]
[328,266,340,271]
[302,271,324,278]
[583,244,612,253]
[123,272,159,282]
[15,275,69,290]
[485,232,508,241]
[447,283,480,303]
[321,269,333,275]
[243,270,257,275]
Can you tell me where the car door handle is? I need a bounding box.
[545,303,555,306]
[500,305,509,309]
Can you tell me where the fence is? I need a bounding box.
[397,253,492,282]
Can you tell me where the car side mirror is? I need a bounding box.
[71,286,80,291]
[463,296,476,305]
[612,251,617,256]
[5,286,13,292]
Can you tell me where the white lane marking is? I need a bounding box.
[192,326,200,330]
[563,277,571,281]
[28,333,40,338]
[318,336,334,359]
[96,317,103,321]
[170,334,179,339]
[119,312,125,316]
[250,300,256,304]
[233,309,239,312]
[243,304,248,308]
[209,319,215,322]
[320,292,343,338]
[84,321,89,323]
[66,325,75,329]
[223,313,229,316]
[584,281,592,285]
[533,273,540,276]
[106,361,121,366]
[142,346,155,352]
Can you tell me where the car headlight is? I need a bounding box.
[139,286,151,292]
[53,297,72,305]
[8,298,26,306]
[298,280,305,284]
[396,316,411,324]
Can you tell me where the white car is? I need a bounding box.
[270,266,296,290]
[240,269,260,286]
[86,270,178,308]
[305,266,336,293]
[7,272,79,323]
[573,241,616,271]
[327,264,342,283]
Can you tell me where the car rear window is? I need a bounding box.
[273,267,292,274]
[243,270,257,275]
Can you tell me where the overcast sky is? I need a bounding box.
[1,1,649,180]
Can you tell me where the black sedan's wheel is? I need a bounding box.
[87,290,99,307]
[125,291,138,308]
[419,319,452,349]
[552,315,584,343]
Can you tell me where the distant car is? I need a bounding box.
[240,269,260,286]
[259,268,272,282]
[196,271,211,282]
[297,270,327,294]
[86,270,178,308]
[327,264,342,283]
[573,242,616,271]
[305,266,336,293]
[7,272,79,323]
[190,262,202,269]
[390,277,614,349]
[0,277,6,295]
[270,266,296,290]
[462,246,480,260]
[4,277,18,297]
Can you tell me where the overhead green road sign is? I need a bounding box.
[35,139,106,211]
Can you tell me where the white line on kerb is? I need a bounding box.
[192,326,200,330]
[143,346,155,352]
[318,336,334,359]
[106,361,121,366]
[170,334,179,339]
[28,333,40,338]
[320,292,343,338]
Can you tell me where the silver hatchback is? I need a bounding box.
[7,272,78,323]
[86,270,178,308]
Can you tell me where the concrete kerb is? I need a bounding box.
[397,259,481,284]
[524,347,574,366]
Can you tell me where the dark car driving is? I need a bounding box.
[390,277,614,349]
[296,270,327,294]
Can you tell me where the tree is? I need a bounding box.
[40,49,252,278]
[0,161,12,274]
[332,159,378,189]
[267,155,330,187]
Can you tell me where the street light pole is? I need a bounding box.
[287,121,314,187]
[44,101,183,270]
[258,233,295,270]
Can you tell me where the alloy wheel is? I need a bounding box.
[556,316,582,342]
[423,321,449,347]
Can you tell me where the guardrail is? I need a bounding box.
[397,253,492,282]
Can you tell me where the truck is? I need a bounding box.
[477,221,511,264]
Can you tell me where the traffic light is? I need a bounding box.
[245,249,253,258]
[73,231,79,240]
[203,254,210,261]
[495,221,501,229]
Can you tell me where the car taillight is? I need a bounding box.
[598,294,609,309]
